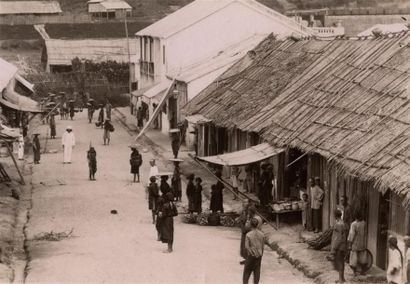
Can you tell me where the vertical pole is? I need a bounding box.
[4,141,25,185]
[124,9,133,112]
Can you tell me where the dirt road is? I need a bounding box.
[24,111,312,284]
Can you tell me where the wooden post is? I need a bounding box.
[4,140,25,185]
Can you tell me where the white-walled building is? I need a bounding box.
[87,0,132,19]
[133,0,312,133]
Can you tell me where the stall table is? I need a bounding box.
[270,207,302,229]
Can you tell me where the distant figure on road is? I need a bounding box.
[62,126,75,164]
[69,100,75,120]
[243,218,267,284]
[97,104,104,128]
[194,177,203,213]
[105,101,112,121]
[210,171,224,213]
[32,133,41,164]
[129,146,142,182]
[159,192,178,253]
[137,106,144,129]
[148,176,159,224]
[87,147,97,180]
[186,174,195,214]
[49,114,56,139]
[87,99,95,123]
[171,161,182,202]
[103,119,113,145]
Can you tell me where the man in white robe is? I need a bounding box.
[62,126,75,164]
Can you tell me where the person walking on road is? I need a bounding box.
[159,192,178,253]
[32,133,41,164]
[62,126,75,164]
[186,174,195,214]
[87,147,97,180]
[49,114,56,139]
[171,161,182,202]
[148,159,159,184]
[97,104,104,128]
[105,101,112,121]
[130,146,142,182]
[243,218,267,284]
[347,211,367,276]
[103,119,113,145]
[69,100,75,120]
[160,175,171,196]
[87,99,95,123]
[148,176,159,224]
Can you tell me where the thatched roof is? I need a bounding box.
[183,32,410,205]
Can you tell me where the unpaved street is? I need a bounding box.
[25,111,311,284]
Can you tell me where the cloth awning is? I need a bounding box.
[197,143,285,166]
[15,74,34,92]
[1,90,42,113]
[185,114,212,124]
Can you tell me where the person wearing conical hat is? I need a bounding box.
[32,133,41,164]
[62,126,75,164]
[103,119,113,146]
[129,145,142,182]
[49,114,56,139]
[87,146,97,181]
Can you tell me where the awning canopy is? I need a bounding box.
[185,114,212,124]
[15,74,34,92]
[197,143,285,166]
[1,89,42,113]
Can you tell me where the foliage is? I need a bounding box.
[72,57,129,84]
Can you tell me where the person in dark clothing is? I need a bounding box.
[49,114,56,139]
[160,175,171,196]
[97,105,104,128]
[155,196,165,241]
[159,192,178,253]
[210,171,224,213]
[69,100,75,120]
[32,133,41,164]
[103,119,113,145]
[137,106,144,128]
[87,147,97,180]
[130,147,142,182]
[171,161,182,202]
[87,99,95,123]
[194,177,203,213]
[240,201,257,264]
[148,176,159,224]
[258,164,272,206]
[186,174,195,213]
[171,132,180,158]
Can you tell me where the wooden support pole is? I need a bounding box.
[3,140,25,185]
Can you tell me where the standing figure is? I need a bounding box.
[171,131,180,158]
[347,211,367,276]
[239,201,257,265]
[97,105,104,128]
[155,196,165,241]
[87,147,97,180]
[62,126,75,164]
[69,100,75,120]
[258,163,272,206]
[243,218,267,284]
[148,176,159,224]
[387,235,403,284]
[311,177,324,233]
[231,166,241,200]
[337,195,353,228]
[87,99,95,123]
[159,192,178,253]
[243,164,254,193]
[103,119,113,145]
[171,161,182,202]
[210,171,224,213]
[194,177,203,213]
[17,135,24,160]
[137,106,144,128]
[49,114,56,139]
[186,174,195,213]
[148,159,159,184]
[129,147,142,182]
[329,209,348,283]
[160,175,171,196]
[105,101,112,121]
[32,133,41,164]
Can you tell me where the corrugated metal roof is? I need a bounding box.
[184,31,410,206]
[357,23,409,37]
[45,38,138,65]
[0,1,62,15]
[0,58,18,91]
[136,0,311,39]
[197,143,285,166]
[171,34,266,83]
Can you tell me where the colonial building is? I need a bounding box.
[133,0,312,133]
[183,31,410,271]
[87,0,132,19]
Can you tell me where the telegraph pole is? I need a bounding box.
[124,9,133,112]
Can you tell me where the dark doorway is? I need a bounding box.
[286,148,308,199]
[376,190,390,270]
[168,97,178,129]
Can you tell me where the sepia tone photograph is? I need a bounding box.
[0,0,410,283]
